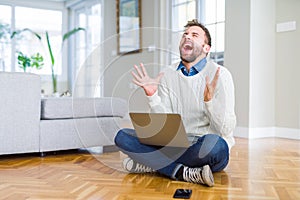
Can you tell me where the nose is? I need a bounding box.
[184,33,191,40]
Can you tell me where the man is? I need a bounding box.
[114,19,236,187]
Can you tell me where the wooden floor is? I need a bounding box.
[0,137,299,200]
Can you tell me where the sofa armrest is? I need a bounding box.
[0,72,41,154]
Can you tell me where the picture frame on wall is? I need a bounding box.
[116,0,141,54]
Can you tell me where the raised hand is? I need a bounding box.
[204,67,220,102]
[131,63,164,96]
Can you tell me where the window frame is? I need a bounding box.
[0,0,68,81]
[170,0,225,65]
[67,0,104,97]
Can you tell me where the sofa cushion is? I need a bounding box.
[41,97,127,119]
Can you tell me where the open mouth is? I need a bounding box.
[184,43,193,50]
[182,42,193,53]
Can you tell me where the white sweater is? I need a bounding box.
[147,59,236,150]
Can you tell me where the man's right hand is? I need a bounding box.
[131,63,164,96]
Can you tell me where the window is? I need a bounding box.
[170,0,196,64]
[172,0,196,32]
[171,0,225,65]
[0,3,63,75]
[68,0,103,97]
[202,0,225,65]
[0,5,12,72]
[14,7,62,75]
[75,3,101,74]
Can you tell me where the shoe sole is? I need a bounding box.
[123,158,155,173]
[202,165,214,187]
[123,157,134,172]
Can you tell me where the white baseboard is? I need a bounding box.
[275,127,300,140]
[234,126,300,140]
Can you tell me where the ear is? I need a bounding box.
[203,44,211,53]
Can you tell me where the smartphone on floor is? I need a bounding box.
[173,189,192,199]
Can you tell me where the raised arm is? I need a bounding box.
[204,67,236,137]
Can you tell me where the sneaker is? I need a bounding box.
[182,165,214,187]
[122,157,156,173]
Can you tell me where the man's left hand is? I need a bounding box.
[204,67,220,102]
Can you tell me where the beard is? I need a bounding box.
[180,48,202,63]
[180,54,198,63]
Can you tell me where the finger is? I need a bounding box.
[203,79,209,99]
[140,63,148,77]
[133,64,144,78]
[132,79,143,87]
[205,76,211,93]
[211,67,220,88]
[205,75,210,86]
[131,71,142,82]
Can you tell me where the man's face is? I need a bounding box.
[179,26,209,63]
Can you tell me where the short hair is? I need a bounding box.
[184,19,211,47]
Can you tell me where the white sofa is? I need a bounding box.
[0,72,127,155]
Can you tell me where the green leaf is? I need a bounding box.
[46,31,55,66]
[62,27,85,42]
[17,51,31,72]
[31,52,44,69]
[10,28,41,40]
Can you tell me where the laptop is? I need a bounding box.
[129,112,190,148]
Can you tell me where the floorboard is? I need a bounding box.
[0,137,299,200]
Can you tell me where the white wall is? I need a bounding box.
[226,0,300,139]
[102,0,158,112]
[249,0,276,128]
[225,0,251,130]
[275,0,300,129]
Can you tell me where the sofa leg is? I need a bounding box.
[103,145,119,153]
[40,152,46,157]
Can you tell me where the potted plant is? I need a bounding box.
[45,27,85,93]
[17,51,44,72]
[11,27,85,94]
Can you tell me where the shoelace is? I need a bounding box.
[134,162,154,173]
[183,167,204,184]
